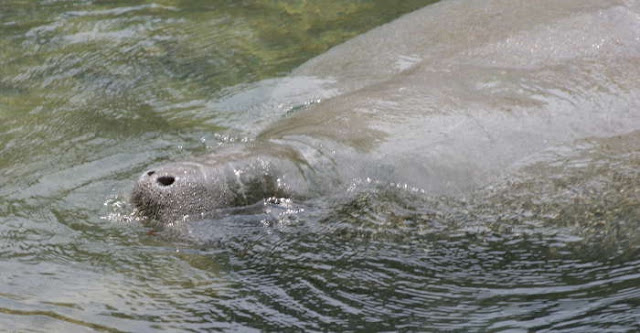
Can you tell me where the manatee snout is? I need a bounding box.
[145,170,176,187]
[131,162,226,223]
[131,156,299,223]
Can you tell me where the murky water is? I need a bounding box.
[2,0,640,331]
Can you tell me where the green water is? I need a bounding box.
[2,0,640,332]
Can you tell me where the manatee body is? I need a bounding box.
[132,0,640,223]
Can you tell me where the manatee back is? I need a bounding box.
[261,0,640,194]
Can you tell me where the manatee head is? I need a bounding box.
[131,162,228,223]
[131,154,296,223]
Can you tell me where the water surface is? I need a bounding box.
[1,0,640,331]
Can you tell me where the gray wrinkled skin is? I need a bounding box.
[132,144,309,222]
[132,0,640,224]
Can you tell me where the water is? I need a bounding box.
[2,0,640,331]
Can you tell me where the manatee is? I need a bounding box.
[132,0,640,223]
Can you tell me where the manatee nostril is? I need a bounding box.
[147,170,156,176]
[157,176,175,186]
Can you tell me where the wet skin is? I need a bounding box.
[132,0,640,223]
